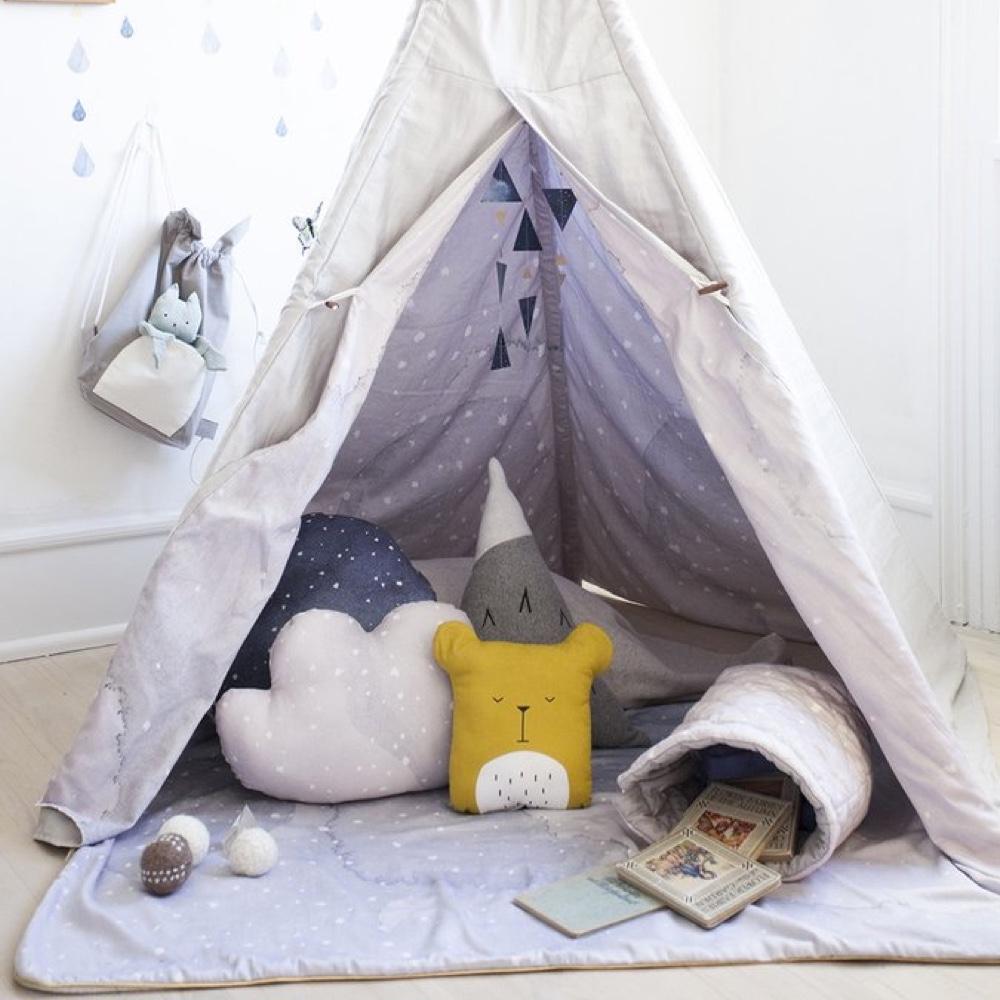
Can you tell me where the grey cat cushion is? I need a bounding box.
[416,556,790,712]
[460,536,647,749]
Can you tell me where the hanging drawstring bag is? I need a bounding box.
[78,119,250,449]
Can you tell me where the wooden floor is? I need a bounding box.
[3,635,1000,999]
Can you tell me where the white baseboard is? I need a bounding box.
[0,511,179,555]
[0,623,125,663]
[0,511,178,665]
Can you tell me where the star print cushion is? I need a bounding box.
[217,602,469,803]
[617,664,873,881]
[460,458,646,750]
[225,514,435,696]
[433,621,613,813]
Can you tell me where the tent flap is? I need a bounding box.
[35,0,1000,894]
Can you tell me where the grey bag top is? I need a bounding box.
[77,121,248,449]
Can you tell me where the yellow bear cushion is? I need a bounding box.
[433,621,613,814]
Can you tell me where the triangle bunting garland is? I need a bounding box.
[513,210,541,251]
[519,295,537,339]
[481,159,521,202]
[543,188,577,229]
[491,329,511,370]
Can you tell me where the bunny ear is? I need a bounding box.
[186,291,202,327]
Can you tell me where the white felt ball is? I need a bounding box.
[157,815,210,866]
[226,827,278,877]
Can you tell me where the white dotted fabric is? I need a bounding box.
[216,602,468,804]
[617,664,873,880]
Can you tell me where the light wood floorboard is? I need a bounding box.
[2,631,999,998]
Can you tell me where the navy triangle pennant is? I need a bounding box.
[491,329,511,370]
[496,261,507,300]
[519,295,536,339]
[481,159,521,202]
[543,188,577,229]
[513,210,541,251]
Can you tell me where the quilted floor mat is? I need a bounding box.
[16,704,1000,993]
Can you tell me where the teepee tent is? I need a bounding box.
[38,0,1000,892]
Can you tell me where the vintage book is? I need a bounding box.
[514,863,665,937]
[673,781,792,860]
[616,828,782,929]
[727,773,802,862]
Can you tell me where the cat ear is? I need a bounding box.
[186,291,200,311]
[163,283,179,299]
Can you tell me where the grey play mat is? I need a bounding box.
[17,704,1000,993]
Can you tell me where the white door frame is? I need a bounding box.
[938,0,1000,630]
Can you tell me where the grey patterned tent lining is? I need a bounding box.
[310,125,806,641]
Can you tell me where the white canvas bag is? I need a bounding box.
[92,334,206,437]
[78,119,248,448]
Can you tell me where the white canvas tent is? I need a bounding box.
[38,0,1000,892]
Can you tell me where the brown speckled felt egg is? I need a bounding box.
[140,833,193,896]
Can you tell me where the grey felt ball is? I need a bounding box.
[140,833,192,896]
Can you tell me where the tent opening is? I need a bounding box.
[307,123,808,641]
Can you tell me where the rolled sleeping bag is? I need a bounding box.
[616,664,873,880]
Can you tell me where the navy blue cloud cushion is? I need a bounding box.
[224,514,436,693]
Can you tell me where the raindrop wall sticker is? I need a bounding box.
[201,22,221,55]
[72,100,87,123]
[67,39,90,74]
[120,17,134,40]
[321,58,338,90]
[73,144,95,179]
[275,116,288,138]
[273,46,291,79]
[310,10,323,31]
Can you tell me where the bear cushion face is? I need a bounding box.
[434,621,613,814]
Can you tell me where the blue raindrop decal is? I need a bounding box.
[310,10,323,31]
[73,144,95,178]
[120,17,134,39]
[67,39,90,74]
[275,116,288,138]
[201,22,221,55]
[321,58,338,91]
[273,46,291,78]
[72,100,86,122]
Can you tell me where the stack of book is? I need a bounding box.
[515,777,801,935]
